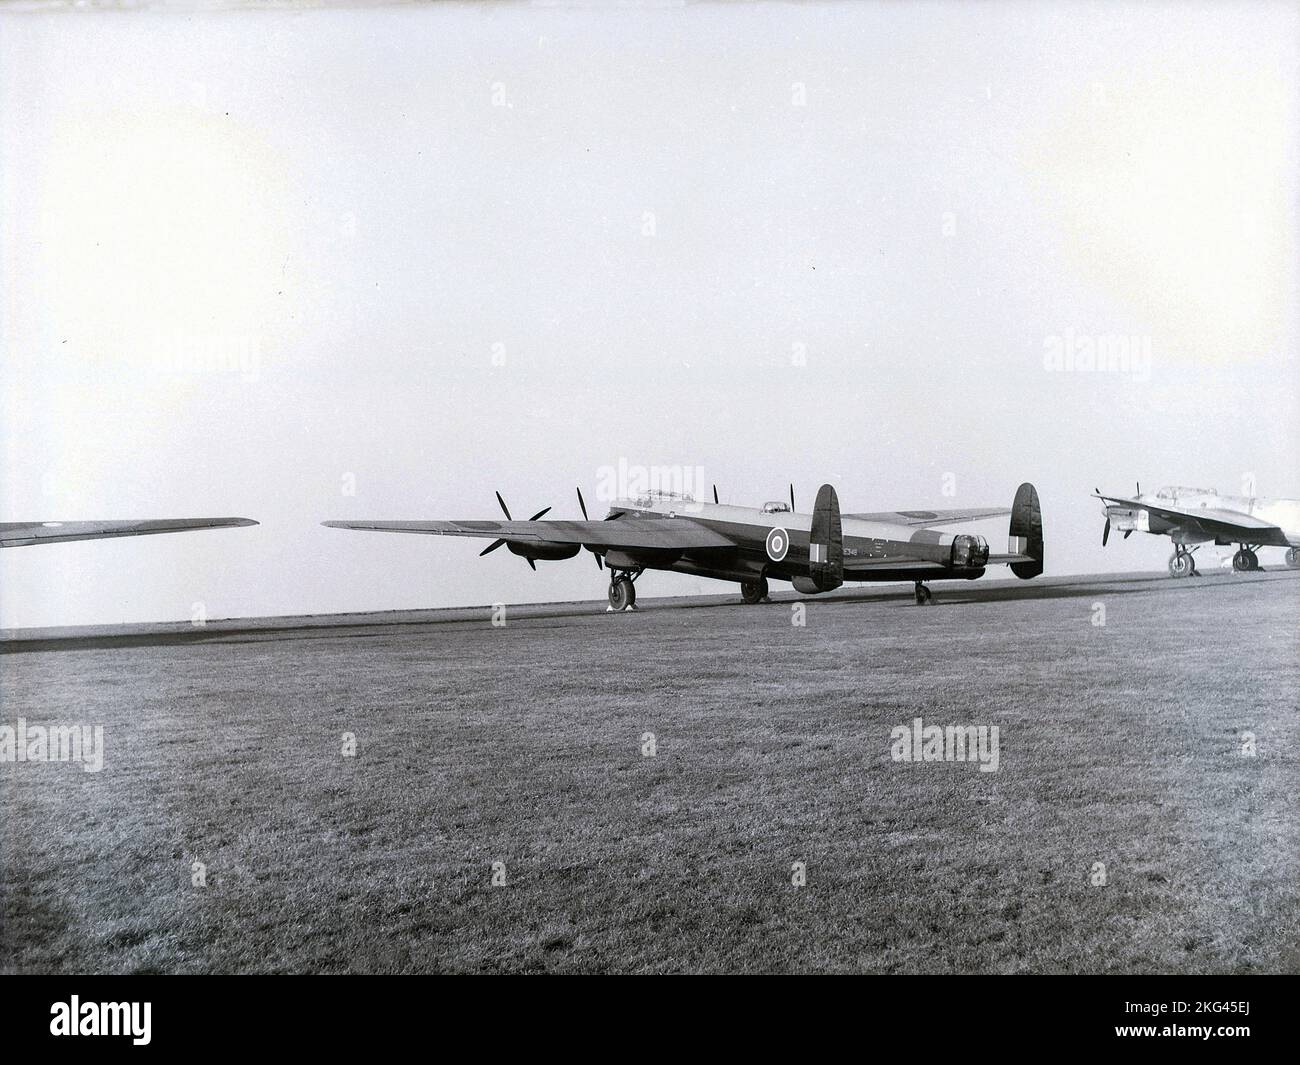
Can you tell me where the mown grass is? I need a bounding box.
[1,572,1297,973]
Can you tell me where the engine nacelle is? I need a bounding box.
[950,533,989,570]
[507,541,580,562]
[1105,504,1152,535]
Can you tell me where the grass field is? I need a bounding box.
[2,570,1297,974]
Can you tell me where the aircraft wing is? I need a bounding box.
[0,517,258,548]
[322,517,735,550]
[843,507,1010,527]
[1094,494,1290,547]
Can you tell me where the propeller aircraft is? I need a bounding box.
[1094,484,1300,577]
[325,481,1044,608]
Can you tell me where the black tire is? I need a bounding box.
[1169,553,1193,578]
[1246,550,1260,570]
[608,578,634,611]
[740,577,768,604]
[1232,550,1251,573]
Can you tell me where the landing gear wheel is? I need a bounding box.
[1232,549,1252,573]
[740,577,768,604]
[1169,551,1194,578]
[1246,549,1260,571]
[1287,547,1300,570]
[607,576,636,611]
[913,582,933,605]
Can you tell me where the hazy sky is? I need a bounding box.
[2,1,1297,627]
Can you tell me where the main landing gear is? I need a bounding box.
[1168,545,1198,578]
[607,568,641,612]
[1232,545,1263,573]
[1288,547,1300,570]
[913,581,933,605]
[740,576,769,605]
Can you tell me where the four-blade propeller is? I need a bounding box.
[481,488,609,571]
[479,491,551,569]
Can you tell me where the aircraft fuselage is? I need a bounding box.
[605,497,991,585]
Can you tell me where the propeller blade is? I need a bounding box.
[526,557,536,571]
[1102,517,1111,547]
[1123,530,1132,539]
[789,483,795,511]
[480,538,506,556]
[528,507,551,521]
[576,488,604,570]
[495,491,512,520]
[712,484,719,504]
[1136,481,1140,497]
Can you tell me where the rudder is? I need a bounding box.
[1008,482,1044,579]
[808,483,844,591]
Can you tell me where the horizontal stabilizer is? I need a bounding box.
[844,507,1010,527]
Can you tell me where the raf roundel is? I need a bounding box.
[765,526,790,562]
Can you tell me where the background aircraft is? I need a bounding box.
[1094,485,1300,576]
[0,517,258,549]
[326,482,1043,607]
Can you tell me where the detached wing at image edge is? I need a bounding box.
[0,518,259,548]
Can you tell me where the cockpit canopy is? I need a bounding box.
[761,501,791,514]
